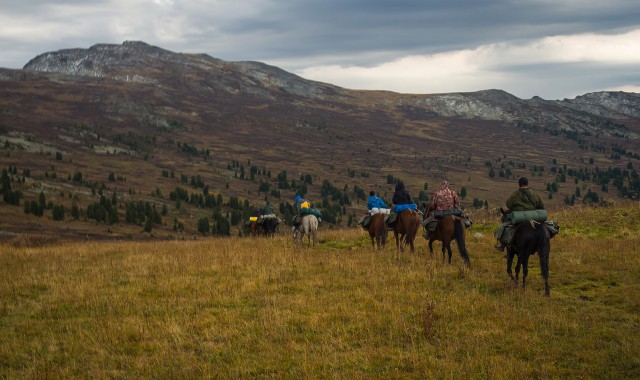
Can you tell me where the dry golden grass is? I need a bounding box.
[1,207,639,378]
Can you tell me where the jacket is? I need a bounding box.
[431,180,460,211]
[392,182,412,205]
[367,195,387,210]
[506,188,545,211]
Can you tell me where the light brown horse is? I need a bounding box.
[423,205,471,267]
[393,209,421,253]
[293,214,318,248]
[368,213,388,250]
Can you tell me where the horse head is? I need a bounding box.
[422,202,433,219]
[499,207,511,223]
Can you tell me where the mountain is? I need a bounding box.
[1,41,639,241]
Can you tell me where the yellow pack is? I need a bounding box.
[301,201,310,209]
[249,216,258,222]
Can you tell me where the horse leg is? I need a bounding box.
[394,231,400,252]
[506,249,515,282]
[514,254,523,286]
[539,248,550,297]
[441,244,446,263]
[521,254,530,289]
[446,241,453,264]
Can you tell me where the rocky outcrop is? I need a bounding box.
[20,41,640,136]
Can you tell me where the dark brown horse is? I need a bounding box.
[368,213,388,250]
[423,205,471,267]
[393,209,421,253]
[500,208,551,296]
[247,221,261,236]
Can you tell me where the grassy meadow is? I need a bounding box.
[1,206,639,378]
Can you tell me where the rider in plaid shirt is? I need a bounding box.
[430,180,460,211]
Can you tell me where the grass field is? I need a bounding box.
[1,206,639,378]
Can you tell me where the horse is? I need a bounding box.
[293,214,318,248]
[500,208,551,296]
[423,205,471,267]
[261,217,279,236]
[247,221,261,236]
[368,213,388,250]
[393,209,421,253]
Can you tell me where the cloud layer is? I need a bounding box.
[1,0,639,99]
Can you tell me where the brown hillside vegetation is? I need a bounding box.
[1,206,639,378]
[2,42,640,240]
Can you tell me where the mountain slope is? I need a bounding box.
[1,41,639,241]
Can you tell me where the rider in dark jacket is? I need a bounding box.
[392,181,412,205]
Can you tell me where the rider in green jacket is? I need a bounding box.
[495,177,545,251]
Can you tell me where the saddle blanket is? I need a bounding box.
[393,203,417,213]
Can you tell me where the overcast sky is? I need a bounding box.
[1,0,639,100]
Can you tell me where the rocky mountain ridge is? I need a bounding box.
[22,41,639,138]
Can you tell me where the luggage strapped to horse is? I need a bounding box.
[497,209,560,247]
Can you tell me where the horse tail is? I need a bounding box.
[454,218,471,267]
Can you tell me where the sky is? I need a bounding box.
[1,0,639,100]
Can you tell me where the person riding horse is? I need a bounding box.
[359,191,390,228]
[293,194,321,227]
[262,201,275,218]
[423,180,460,239]
[392,181,412,206]
[390,181,420,252]
[494,177,545,252]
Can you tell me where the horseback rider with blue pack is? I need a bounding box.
[367,191,390,214]
[358,191,390,228]
[387,181,417,225]
[494,177,545,252]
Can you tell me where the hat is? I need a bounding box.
[369,191,376,196]
[294,195,301,202]
[518,177,529,186]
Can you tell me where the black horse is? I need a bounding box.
[261,217,279,236]
[500,208,551,296]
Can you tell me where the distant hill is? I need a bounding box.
[1,41,639,240]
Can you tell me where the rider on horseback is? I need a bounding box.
[358,191,390,228]
[261,201,276,219]
[388,181,417,226]
[494,177,545,252]
[293,194,321,226]
[367,191,390,214]
[392,181,413,206]
[423,180,460,239]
